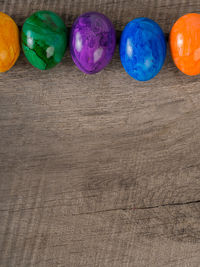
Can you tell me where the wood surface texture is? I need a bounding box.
[1,0,200,266]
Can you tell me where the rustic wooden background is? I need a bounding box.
[1,1,200,266]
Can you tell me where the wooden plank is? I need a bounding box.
[0,0,200,266]
[2,0,200,32]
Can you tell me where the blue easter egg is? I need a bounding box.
[120,18,166,81]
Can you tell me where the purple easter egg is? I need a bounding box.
[70,12,116,74]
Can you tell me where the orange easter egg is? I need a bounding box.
[0,12,20,72]
[170,13,200,76]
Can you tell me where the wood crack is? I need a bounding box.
[72,200,200,216]
[135,200,200,210]
[72,207,129,216]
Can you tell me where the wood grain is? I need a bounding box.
[1,1,200,266]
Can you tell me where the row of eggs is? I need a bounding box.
[1,11,200,81]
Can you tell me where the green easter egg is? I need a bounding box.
[22,10,67,70]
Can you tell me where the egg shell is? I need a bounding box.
[70,12,116,74]
[170,13,200,76]
[21,10,67,70]
[120,17,166,81]
[0,12,20,72]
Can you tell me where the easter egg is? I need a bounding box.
[170,13,200,76]
[0,12,20,72]
[120,18,166,81]
[70,12,116,74]
[21,11,67,70]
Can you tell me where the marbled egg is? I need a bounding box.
[120,18,166,81]
[0,12,20,72]
[70,12,116,74]
[170,13,200,76]
[21,11,67,70]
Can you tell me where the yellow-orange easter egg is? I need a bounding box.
[170,13,200,76]
[0,12,20,72]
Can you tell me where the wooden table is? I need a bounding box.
[1,1,200,266]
